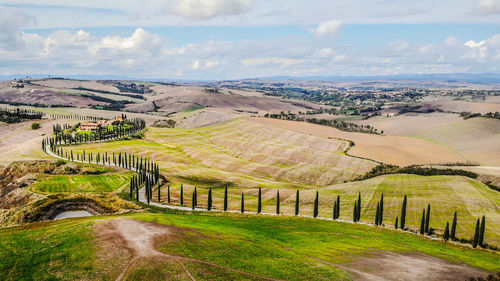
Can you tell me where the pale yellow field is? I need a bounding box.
[248,117,465,166]
[356,112,500,166]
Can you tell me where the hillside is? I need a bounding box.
[0,212,497,281]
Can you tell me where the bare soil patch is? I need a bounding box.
[339,251,489,281]
[93,219,284,281]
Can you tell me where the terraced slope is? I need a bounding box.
[249,117,466,166]
[69,118,377,188]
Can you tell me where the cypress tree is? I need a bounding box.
[425,204,431,234]
[295,190,299,216]
[444,222,450,241]
[420,209,426,235]
[335,195,340,219]
[357,192,361,222]
[192,189,196,210]
[479,215,486,247]
[313,190,319,218]
[224,186,228,211]
[157,185,161,202]
[180,184,184,206]
[208,187,213,211]
[136,179,139,202]
[130,177,134,199]
[333,199,337,220]
[167,185,171,204]
[194,186,197,207]
[257,187,262,214]
[451,211,457,241]
[375,202,380,226]
[379,194,384,226]
[241,192,245,213]
[473,218,480,248]
[395,216,398,229]
[353,201,358,222]
[400,195,407,229]
[276,190,280,215]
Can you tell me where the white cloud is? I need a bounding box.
[175,0,253,19]
[241,57,304,68]
[309,19,342,37]
[0,6,36,50]
[477,0,500,14]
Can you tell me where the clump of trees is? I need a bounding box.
[0,107,44,123]
[263,112,381,134]
[356,164,478,181]
[152,119,176,128]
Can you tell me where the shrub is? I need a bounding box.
[31,122,40,130]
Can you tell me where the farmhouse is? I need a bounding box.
[80,122,101,131]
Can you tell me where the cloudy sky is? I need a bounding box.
[0,0,499,80]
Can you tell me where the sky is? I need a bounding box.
[0,0,500,80]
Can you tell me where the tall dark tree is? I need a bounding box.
[400,195,407,229]
[180,184,184,206]
[375,202,380,226]
[224,186,228,211]
[295,190,300,216]
[241,192,245,213]
[208,186,213,211]
[395,216,398,229]
[379,194,384,225]
[451,211,457,241]
[479,215,486,247]
[425,204,431,234]
[167,185,171,204]
[444,222,450,241]
[257,187,262,214]
[353,201,358,222]
[420,209,426,235]
[157,185,161,202]
[335,195,340,219]
[473,218,480,248]
[192,187,197,210]
[313,190,319,218]
[276,190,280,215]
[357,192,361,222]
[333,198,337,220]
[194,186,198,208]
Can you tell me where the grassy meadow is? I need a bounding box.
[0,211,498,281]
[32,172,132,194]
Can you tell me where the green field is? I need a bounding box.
[151,174,500,246]
[0,211,498,281]
[33,173,132,193]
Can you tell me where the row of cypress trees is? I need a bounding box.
[43,122,158,204]
[159,186,488,248]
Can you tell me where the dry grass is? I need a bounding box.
[356,112,500,166]
[69,118,377,188]
[248,117,465,166]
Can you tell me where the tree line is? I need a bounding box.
[263,112,382,134]
[0,107,44,123]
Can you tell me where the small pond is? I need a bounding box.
[53,210,94,220]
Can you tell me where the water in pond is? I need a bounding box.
[53,210,93,220]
